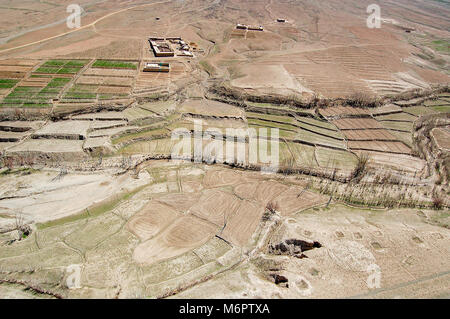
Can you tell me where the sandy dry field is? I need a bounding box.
[0,0,448,300]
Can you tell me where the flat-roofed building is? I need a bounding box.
[143,62,170,72]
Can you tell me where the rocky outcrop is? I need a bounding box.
[269,238,322,258]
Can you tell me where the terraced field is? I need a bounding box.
[0,0,449,301]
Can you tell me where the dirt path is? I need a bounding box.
[0,0,172,55]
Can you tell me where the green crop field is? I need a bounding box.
[245,111,297,125]
[46,77,71,87]
[375,112,417,122]
[402,106,437,116]
[34,60,88,75]
[431,39,450,54]
[379,120,414,132]
[431,105,450,113]
[424,99,450,107]
[295,116,338,131]
[295,129,346,149]
[391,131,413,147]
[0,77,72,108]
[0,79,19,88]
[92,60,137,69]
[295,120,344,140]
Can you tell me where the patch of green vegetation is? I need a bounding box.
[0,79,19,88]
[92,60,137,69]
[46,77,71,87]
[0,167,38,176]
[431,39,450,54]
[14,86,41,92]
[2,79,71,107]
[71,84,97,92]
[35,67,59,74]
[21,102,52,108]
[429,210,450,228]
[379,120,414,132]
[57,67,81,74]
[431,105,450,113]
[402,106,437,116]
[30,74,52,78]
[246,112,296,124]
[112,127,169,145]
[63,92,97,99]
[42,60,67,67]
[424,99,450,107]
[65,60,89,67]
[35,60,87,75]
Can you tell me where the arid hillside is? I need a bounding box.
[0,0,448,299]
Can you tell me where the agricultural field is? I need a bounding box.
[34,60,89,75]
[0,0,449,301]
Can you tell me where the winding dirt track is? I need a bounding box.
[0,0,172,54]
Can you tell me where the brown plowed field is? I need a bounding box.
[0,60,38,67]
[83,68,136,77]
[319,107,371,118]
[133,215,217,264]
[234,180,289,204]
[202,169,243,188]
[272,187,328,216]
[156,193,202,212]
[77,75,133,87]
[344,129,398,141]
[127,202,180,241]
[189,189,241,226]
[97,86,131,94]
[348,140,411,154]
[431,128,450,151]
[332,118,383,130]
[221,200,265,246]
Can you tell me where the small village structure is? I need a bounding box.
[143,62,170,72]
[149,38,175,57]
[236,24,264,31]
[149,37,195,58]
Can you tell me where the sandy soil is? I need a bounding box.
[0,0,448,300]
[0,169,151,223]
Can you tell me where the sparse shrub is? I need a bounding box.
[281,156,296,175]
[2,156,14,171]
[346,92,380,108]
[432,195,443,209]
[263,201,280,220]
[351,153,369,181]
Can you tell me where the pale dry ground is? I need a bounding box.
[0,0,448,98]
[0,162,448,299]
[0,0,449,299]
[174,204,450,299]
[0,169,151,224]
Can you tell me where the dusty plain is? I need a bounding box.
[0,0,449,299]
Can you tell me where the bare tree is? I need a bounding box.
[15,213,31,240]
